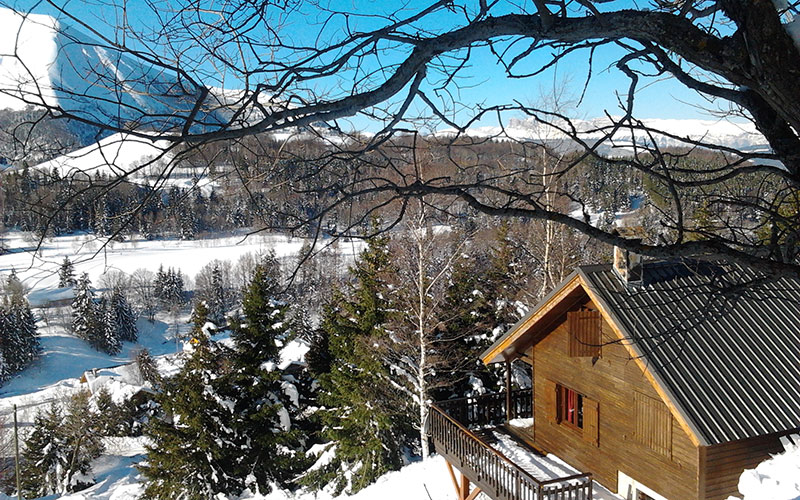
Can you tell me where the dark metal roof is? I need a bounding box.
[580,260,800,446]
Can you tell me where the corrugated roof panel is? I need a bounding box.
[581,261,800,445]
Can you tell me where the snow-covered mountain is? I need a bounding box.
[16,131,172,179]
[0,7,228,137]
[438,115,770,154]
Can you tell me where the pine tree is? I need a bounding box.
[109,288,138,342]
[135,348,161,388]
[99,298,123,355]
[227,262,307,491]
[58,257,77,287]
[438,227,523,399]
[71,274,109,353]
[93,387,134,437]
[71,274,97,343]
[4,297,39,373]
[160,268,185,310]
[20,392,103,496]
[140,316,244,499]
[208,263,227,325]
[21,403,65,497]
[304,234,411,494]
[153,265,167,303]
[60,391,104,491]
[4,270,24,300]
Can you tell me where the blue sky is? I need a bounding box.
[4,0,721,130]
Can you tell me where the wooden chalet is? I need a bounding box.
[428,248,800,500]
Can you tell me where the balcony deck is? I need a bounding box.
[428,390,594,500]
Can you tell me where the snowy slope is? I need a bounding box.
[0,7,226,134]
[16,132,173,179]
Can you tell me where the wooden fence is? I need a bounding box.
[429,391,592,500]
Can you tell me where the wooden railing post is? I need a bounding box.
[505,360,513,423]
[429,395,590,500]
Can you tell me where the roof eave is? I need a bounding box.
[480,271,582,365]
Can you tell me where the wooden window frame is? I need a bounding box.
[557,384,584,430]
[547,380,599,447]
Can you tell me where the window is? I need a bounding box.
[557,384,584,429]
[546,381,599,446]
[634,392,672,457]
[567,309,602,357]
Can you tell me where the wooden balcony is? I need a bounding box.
[428,390,593,500]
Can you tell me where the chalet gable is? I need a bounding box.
[482,260,800,447]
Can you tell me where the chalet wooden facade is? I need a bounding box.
[429,255,800,500]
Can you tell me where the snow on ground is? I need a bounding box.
[490,431,621,500]
[733,438,800,500]
[0,230,361,431]
[52,454,477,500]
[0,230,361,293]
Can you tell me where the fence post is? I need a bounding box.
[14,404,21,500]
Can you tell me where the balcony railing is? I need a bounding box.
[429,390,592,500]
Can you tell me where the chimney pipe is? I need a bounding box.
[612,226,645,284]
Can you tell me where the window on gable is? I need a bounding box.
[548,381,600,446]
[568,309,602,357]
[557,384,584,429]
[634,392,672,457]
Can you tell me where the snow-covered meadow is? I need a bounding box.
[0,231,361,293]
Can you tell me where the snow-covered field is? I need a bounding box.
[0,230,360,292]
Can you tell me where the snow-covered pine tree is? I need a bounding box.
[0,313,12,381]
[20,402,65,498]
[159,268,185,310]
[178,197,196,240]
[208,263,227,325]
[71,273,104,351]
[99,298,122,355]
[153,265,167,303]
[58,256,77,288]
[439,224,527,398]
[5,295,40,373]
[93,193,111,236]
[109,287,138,342]
[140,309,245,499]
[227,262,308,491]
[303,233,412,494]
[3,270,24,302]
[135,348,161,387]
[60,391,104,492]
